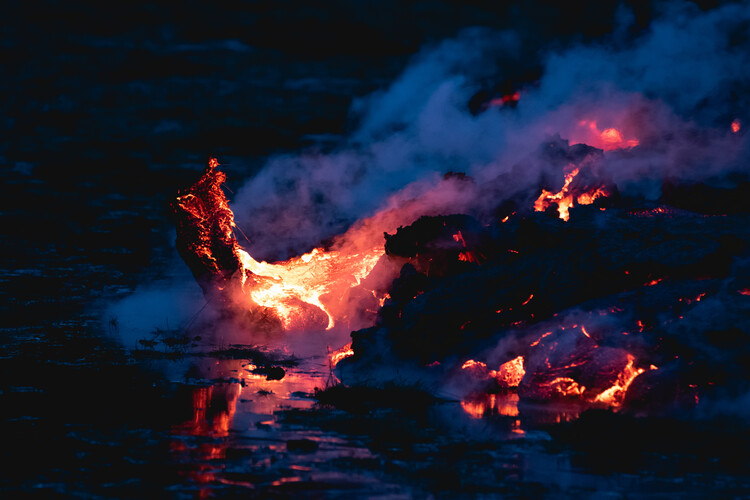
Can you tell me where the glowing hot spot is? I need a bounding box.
[239,245,383,330]
[571,120,639,151]
[534,167,610,221]
[330,342,354,367]
[593,355,655,407]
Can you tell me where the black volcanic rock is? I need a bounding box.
[347,206,750,377]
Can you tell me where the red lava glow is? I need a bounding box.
[732,119,741,133]
[530,331,554,347]
[739,288,750,296]
[486,91,520,108]
[541,377,586,398]
[570,120,639,151]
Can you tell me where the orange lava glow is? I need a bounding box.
[530,331,553,347]
[739,288,750,296]
[462,356,526,388]
[571,120,639,151]
[239,245,382,330]
[494,355,526,387]
[542,377,586,397]
[533,167,609,221]
[188,157,493,333]
[593,354,652,407]
[732,119,741,133]
[330,342,354,366]
[178,157,386,331]
[462,359,487,370]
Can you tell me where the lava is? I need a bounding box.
[174,158,388,332]
[238,245,383,330]
[571,120,639,151]
[461,356,526,389]
[533,167,609,221]
[330,342,354,366]
[495,356,525,388]
[592,354,648,407]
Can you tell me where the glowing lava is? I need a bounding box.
[174,158,389,331]
[494,355,526,387]
[571,120,639,151]
[732,119,741,133]
[239,245,382,330]
[462,356,526,388]
[330,342,354,366]
[593,354,648,407]
[533,167,609,221]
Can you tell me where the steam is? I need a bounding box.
[234,1,750,261]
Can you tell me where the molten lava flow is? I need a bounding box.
[330,342,354,367]
[593,354,650,407]
[534,167,579,221]
[542,377,586,397]
[494,355,525,387]
[732,119,741,133]
[462,356,526,388]
[571,120,639,151]
[534,167,609,221]
[174,158,390,331]
[462,359,487,371]
[238,245,383,330]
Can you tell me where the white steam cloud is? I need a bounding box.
[234,1,750,261]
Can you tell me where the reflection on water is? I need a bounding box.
[163,354,333,495]
[111,348,750,498]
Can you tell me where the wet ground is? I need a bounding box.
[3,1,750,497]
